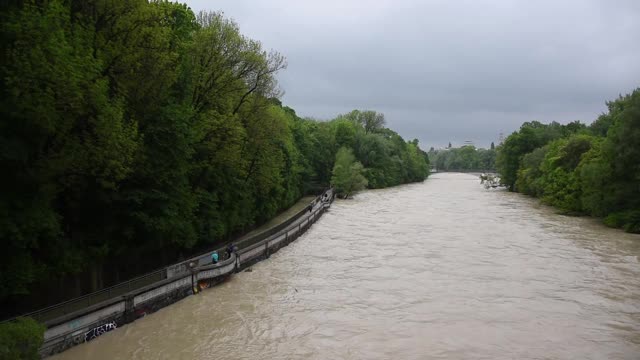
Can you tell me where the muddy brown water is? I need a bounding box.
[52,173,640,360]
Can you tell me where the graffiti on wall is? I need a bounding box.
[84,321,117,342]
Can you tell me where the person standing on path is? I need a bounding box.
[226,243,237,260]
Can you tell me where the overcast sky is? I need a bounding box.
[187,0,639,148]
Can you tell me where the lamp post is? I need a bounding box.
[189,261,196,294]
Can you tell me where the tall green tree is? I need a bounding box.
[429,146,495,172]
[0,0,140,296]
[0,1,432,318]
[497,121,567,190]
[581,91,640,232]
[496,88,640,233]
[331,147,368,198]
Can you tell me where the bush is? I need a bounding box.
[604,211,640,233]
[0,317,45,360]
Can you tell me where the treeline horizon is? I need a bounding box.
[496,89,640,233]
[428,143,497,172]
[0,0,429,317]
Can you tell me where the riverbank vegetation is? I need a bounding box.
[428,144,496,172]
[331,147,368,198]
[496,89,640,233]
[0,1,429,318]
[327,110,430,198]
[0,318,44,360]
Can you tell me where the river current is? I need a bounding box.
[53,173,640,360]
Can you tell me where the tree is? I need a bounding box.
[361,111,386,134]
[588,90,640,232]
[340,110,385,134]
[478,148,496,170]
[331,147,368,198]
[428,146,494,172]
[0,318,45,360]
[0,1,432,318]
[496,121,568,190]
[332,119,357,149]
[406,142,429,181]
[496,88,640,232]
[293,119,336,191]
[538,135,597,214]
[515,146,548,197]
[0,0,140,296]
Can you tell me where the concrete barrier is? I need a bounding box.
[39,189,333,357]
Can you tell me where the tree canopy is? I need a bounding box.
[496,90,640,233]
[331,147,368,198]
[429,145,496,172]
[0,1,430,317]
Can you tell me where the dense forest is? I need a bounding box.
[0,0,429,318]
[428,144,497,172]
[496,89,640,233]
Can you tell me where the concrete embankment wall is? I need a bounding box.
[39,190,333,357]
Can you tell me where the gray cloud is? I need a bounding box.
[187,0,640,148]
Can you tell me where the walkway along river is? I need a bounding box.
[52,173,640,360]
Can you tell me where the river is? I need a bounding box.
[52,173,640,360]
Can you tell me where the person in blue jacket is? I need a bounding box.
[211,251,219,264]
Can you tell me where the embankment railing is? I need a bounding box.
[38,191,333,357]
[2,189,333,325]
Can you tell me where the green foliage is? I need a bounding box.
[537,135,597,213]
[340,110,386,134]
[577,142,610,217]
[332,119,357,149]
[340,111,429,189]
[497,89,640,233]
[0,1,431,317]
[603,211,640,233]
[0,318,45,360]
[0,0,140,296]
[496,121,569,190]
[515,146,548,197]
[429,145,495,172]
[331,147,368,198]
[293,109,429,192]
[292,120,336,192]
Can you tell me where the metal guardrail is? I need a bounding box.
[7,268,166,325]
[3,189,333,325]
[40,254,239,355]
[38,191,333,358]
[235,198,317,250]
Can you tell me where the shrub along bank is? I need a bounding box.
[496,89,640,233]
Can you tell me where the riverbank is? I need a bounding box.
[2,194,320,326]
[13,190,333,358]
[495,93,640,234]
[51,173,640,360]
